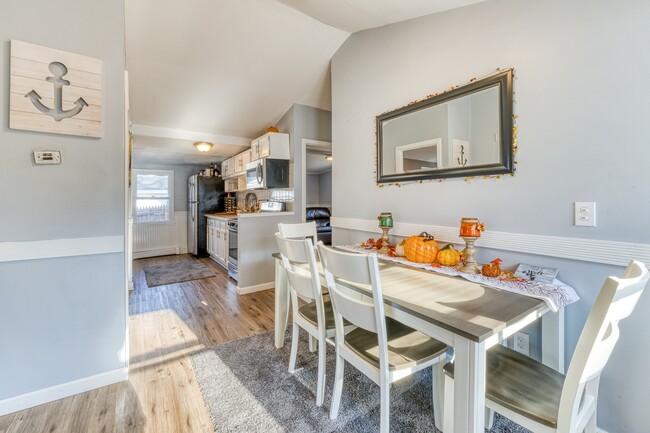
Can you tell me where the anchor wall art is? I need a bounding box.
[9,39,103,138]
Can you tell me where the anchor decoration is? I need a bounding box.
[25,61,88,122]
[456,144,468,167]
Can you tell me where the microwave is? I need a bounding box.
[245,158,290,189]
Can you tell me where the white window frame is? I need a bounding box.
[132,169,174,224]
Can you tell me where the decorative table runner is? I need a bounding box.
[339,244,579,312]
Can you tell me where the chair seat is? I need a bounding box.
[444,344,564,428]
[298,299,350,330]
[344,317,448,371]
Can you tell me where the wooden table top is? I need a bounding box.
[273,252,547,342]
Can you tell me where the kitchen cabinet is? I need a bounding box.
[221,157,235,178]
[235,150,251,173]
[223,150,252,179]
[206,216,229,268]
[251,132,290,161]
[224,175,246,192]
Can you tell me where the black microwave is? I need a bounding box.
[245,158,290,189]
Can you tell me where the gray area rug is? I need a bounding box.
[143,260,215,287]
[191,330,531,433]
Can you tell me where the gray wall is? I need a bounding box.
[132,163,200,212]
[306,171,332,207]
[306,174,320,205]
[318,170,332,207]
[277,103,332,221]
[330,1,650,431]
[0,0,126,403]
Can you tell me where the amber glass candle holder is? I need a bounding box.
[458,218,484,274]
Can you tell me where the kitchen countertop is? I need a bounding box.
[206,211,295,219]
[206,212,237,219]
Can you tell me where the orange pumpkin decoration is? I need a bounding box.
[266,126,279,133]
[437,244,461,266]
[482,259,502,277]
[404,232,439,263]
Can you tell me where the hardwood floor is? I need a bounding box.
[0,254,276,433]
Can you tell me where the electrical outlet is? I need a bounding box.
[514,332,529,356]
[574,201,596,227]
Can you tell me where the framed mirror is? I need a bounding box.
[376,69,513,183]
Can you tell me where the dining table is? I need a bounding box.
[272,247,573,433]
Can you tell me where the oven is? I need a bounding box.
[227,219,238,281]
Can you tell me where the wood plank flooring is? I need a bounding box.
[0,254,276,433]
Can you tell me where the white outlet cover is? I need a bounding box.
[514,332,530,356]
[34,150,62,165]
[574,201,596,227]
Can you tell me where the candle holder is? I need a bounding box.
[459,236,481,274]
[458,218,484,274]
[377,212,393,255]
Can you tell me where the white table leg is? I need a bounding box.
[541,309,565,373]
[274,258,290,348]
[452,336,486,433]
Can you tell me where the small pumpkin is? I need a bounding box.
[437,244,461,266]
[266,126,279,133]
[404,232,439,263]
[395,239,406,257]
[482,259,502,277]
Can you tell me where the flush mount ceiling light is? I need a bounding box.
[325,155,333,161]
[194,141,213,152]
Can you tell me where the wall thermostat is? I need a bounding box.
[34,150,62,165]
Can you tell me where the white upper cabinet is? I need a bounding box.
[251,132,290,161]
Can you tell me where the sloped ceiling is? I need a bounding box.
[126,0,486,166]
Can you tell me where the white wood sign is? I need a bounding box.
[9,40,102,138]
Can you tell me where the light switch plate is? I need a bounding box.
[575,201,596,227]
[34,150,61,165]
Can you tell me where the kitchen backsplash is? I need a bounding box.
[236,188,295,211]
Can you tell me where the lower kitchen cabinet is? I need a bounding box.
[206,217,229,268]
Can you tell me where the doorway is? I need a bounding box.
[301,139,332,220]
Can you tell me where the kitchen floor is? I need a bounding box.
[0,254,276,433]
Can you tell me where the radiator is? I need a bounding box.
[133,212,188,259]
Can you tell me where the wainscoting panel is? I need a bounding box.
[331,217,650,268]
[133,212,188,259]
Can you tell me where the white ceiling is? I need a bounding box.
[277,0,487,33]
[126,0,486,166]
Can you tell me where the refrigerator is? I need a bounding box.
[188,175,226,257]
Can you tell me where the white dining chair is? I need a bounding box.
[317,242,449,433]
[443,260,649,433]
[275,233,348,406]
[278,221,322,352]
[278,221,318,245]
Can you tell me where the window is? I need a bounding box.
[133,170,174,223]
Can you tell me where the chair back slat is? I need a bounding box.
[275,232,322,309]
[328,281,377,332]
[278,222,318,245]
[286,268,317,301]
[317,243,387,336]
[317,245,373,285]
[558,260,649,431]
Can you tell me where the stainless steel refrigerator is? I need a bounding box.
[188,175,226,257]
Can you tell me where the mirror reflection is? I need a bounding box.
[377,70,513,183]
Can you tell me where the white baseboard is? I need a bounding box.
[133,247,179,259]
[331,217,650,268]
[237,281,274,295]
[0,236,124,263]
[0,367,128,417]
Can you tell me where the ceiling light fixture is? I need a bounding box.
[325,155,333,161]
[194,141,213,152]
